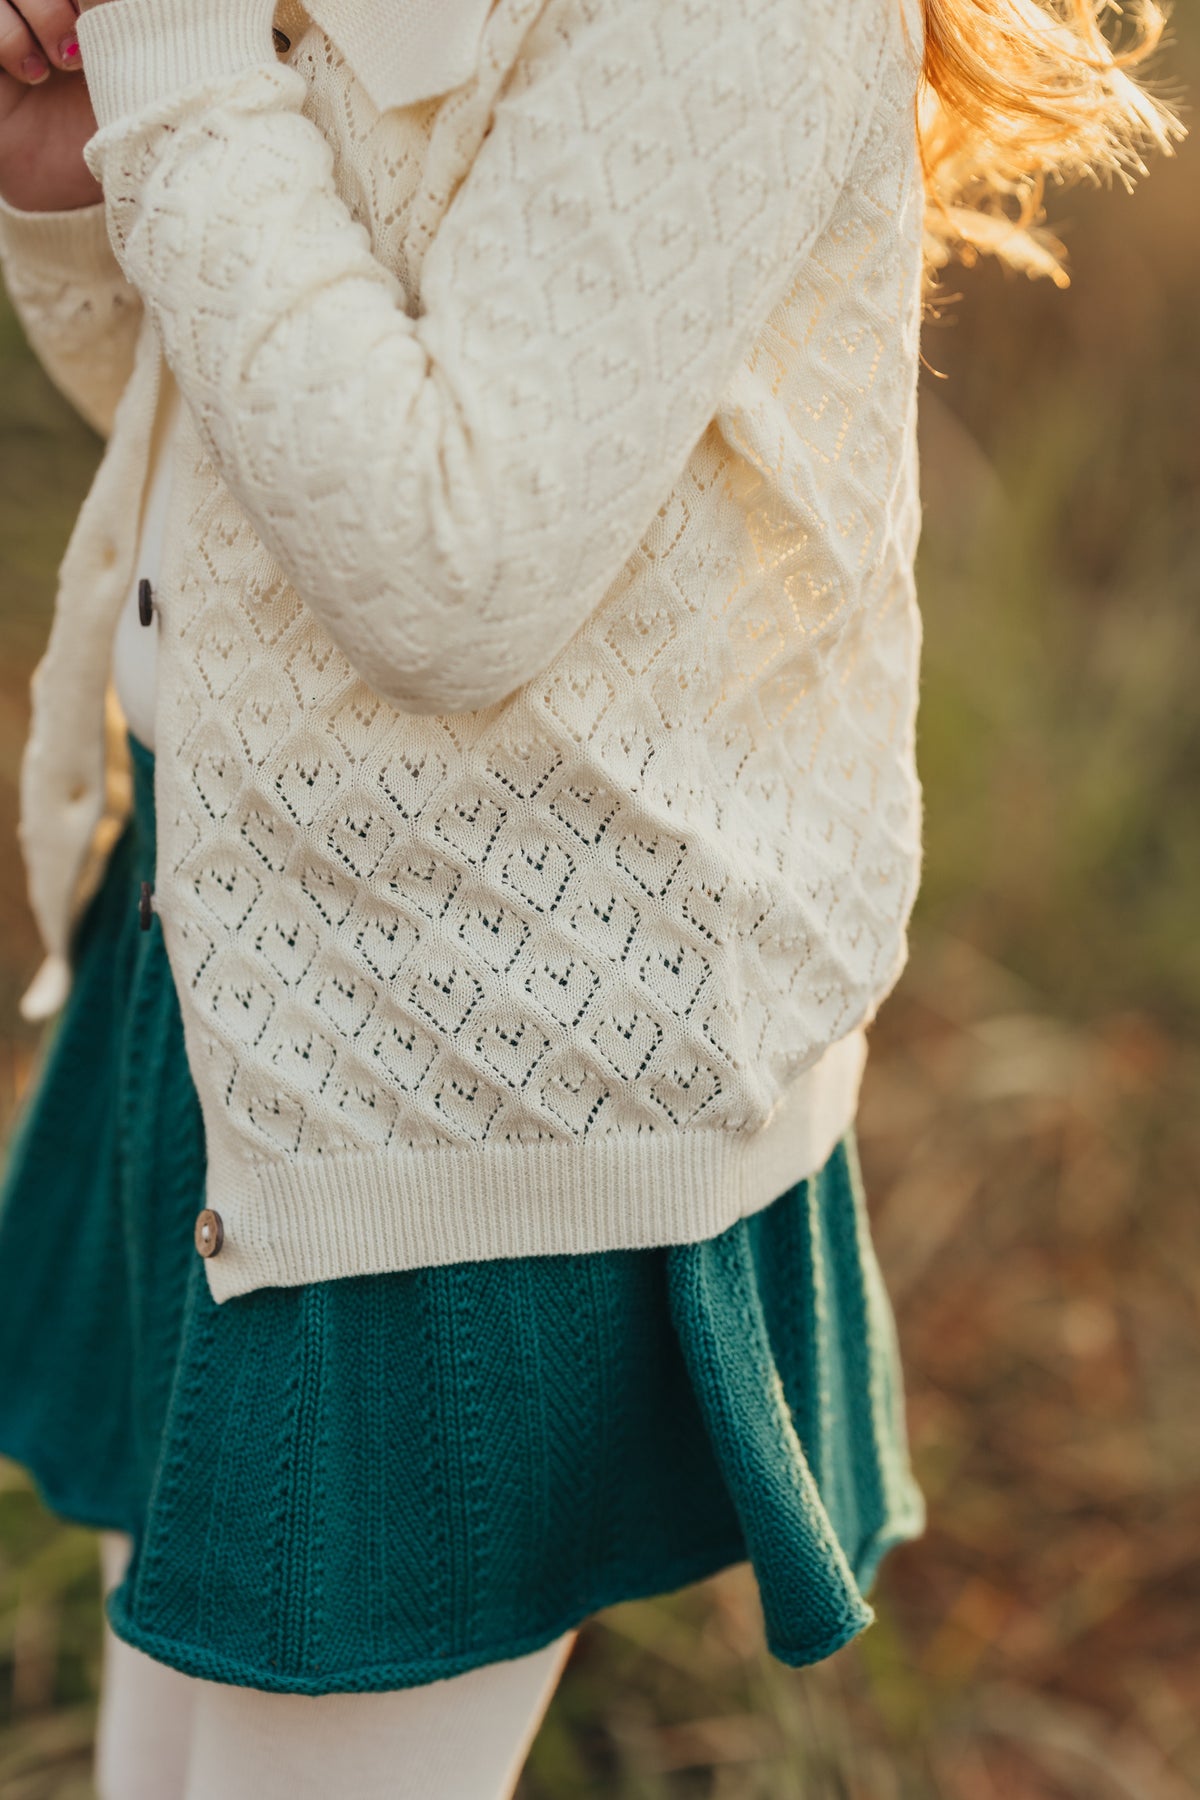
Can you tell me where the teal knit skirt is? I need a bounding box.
[0,731,924,1695]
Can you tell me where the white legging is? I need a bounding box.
[95,1533,574,1800]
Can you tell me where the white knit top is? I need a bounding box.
[0,0,927,1301]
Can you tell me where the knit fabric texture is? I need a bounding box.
[2,0,926,1297]
[0,734,925,1694]
[298,0,497,114]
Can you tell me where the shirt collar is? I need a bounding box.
[294,0,495,114]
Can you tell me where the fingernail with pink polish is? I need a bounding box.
[60,37,80,65]
[21,53,49,83]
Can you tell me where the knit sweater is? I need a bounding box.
[0,0,926,1302]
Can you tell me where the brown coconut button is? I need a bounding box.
[195,1209,224,1258]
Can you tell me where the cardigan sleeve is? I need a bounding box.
[77,0,884,715]
[0,196,143,441]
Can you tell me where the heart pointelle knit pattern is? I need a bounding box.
[4,0,927,1297]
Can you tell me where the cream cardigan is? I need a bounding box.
[0,0,926,1301]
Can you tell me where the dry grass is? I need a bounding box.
[1,18,1197,1793]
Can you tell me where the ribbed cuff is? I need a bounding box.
[0,197,118,281]
[76,0,278,130]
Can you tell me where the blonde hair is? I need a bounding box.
[918,0,1185,288]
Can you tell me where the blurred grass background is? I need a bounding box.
[1,8,1198,1795]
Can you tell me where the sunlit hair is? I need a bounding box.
[917,0,1185,289]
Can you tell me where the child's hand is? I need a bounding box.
[0,0,102,212]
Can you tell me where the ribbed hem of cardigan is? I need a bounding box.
[0,197,116,280]
[199,1027,869,1301]
[77,0,278,131]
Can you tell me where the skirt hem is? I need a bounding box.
[0,1438,138,1540]
[848,1495,927,1598]
[102,1508,923,1696]
[765,1499,928,1669]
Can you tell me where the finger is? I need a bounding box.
[12,0,82,71]
[0,2,50,83]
